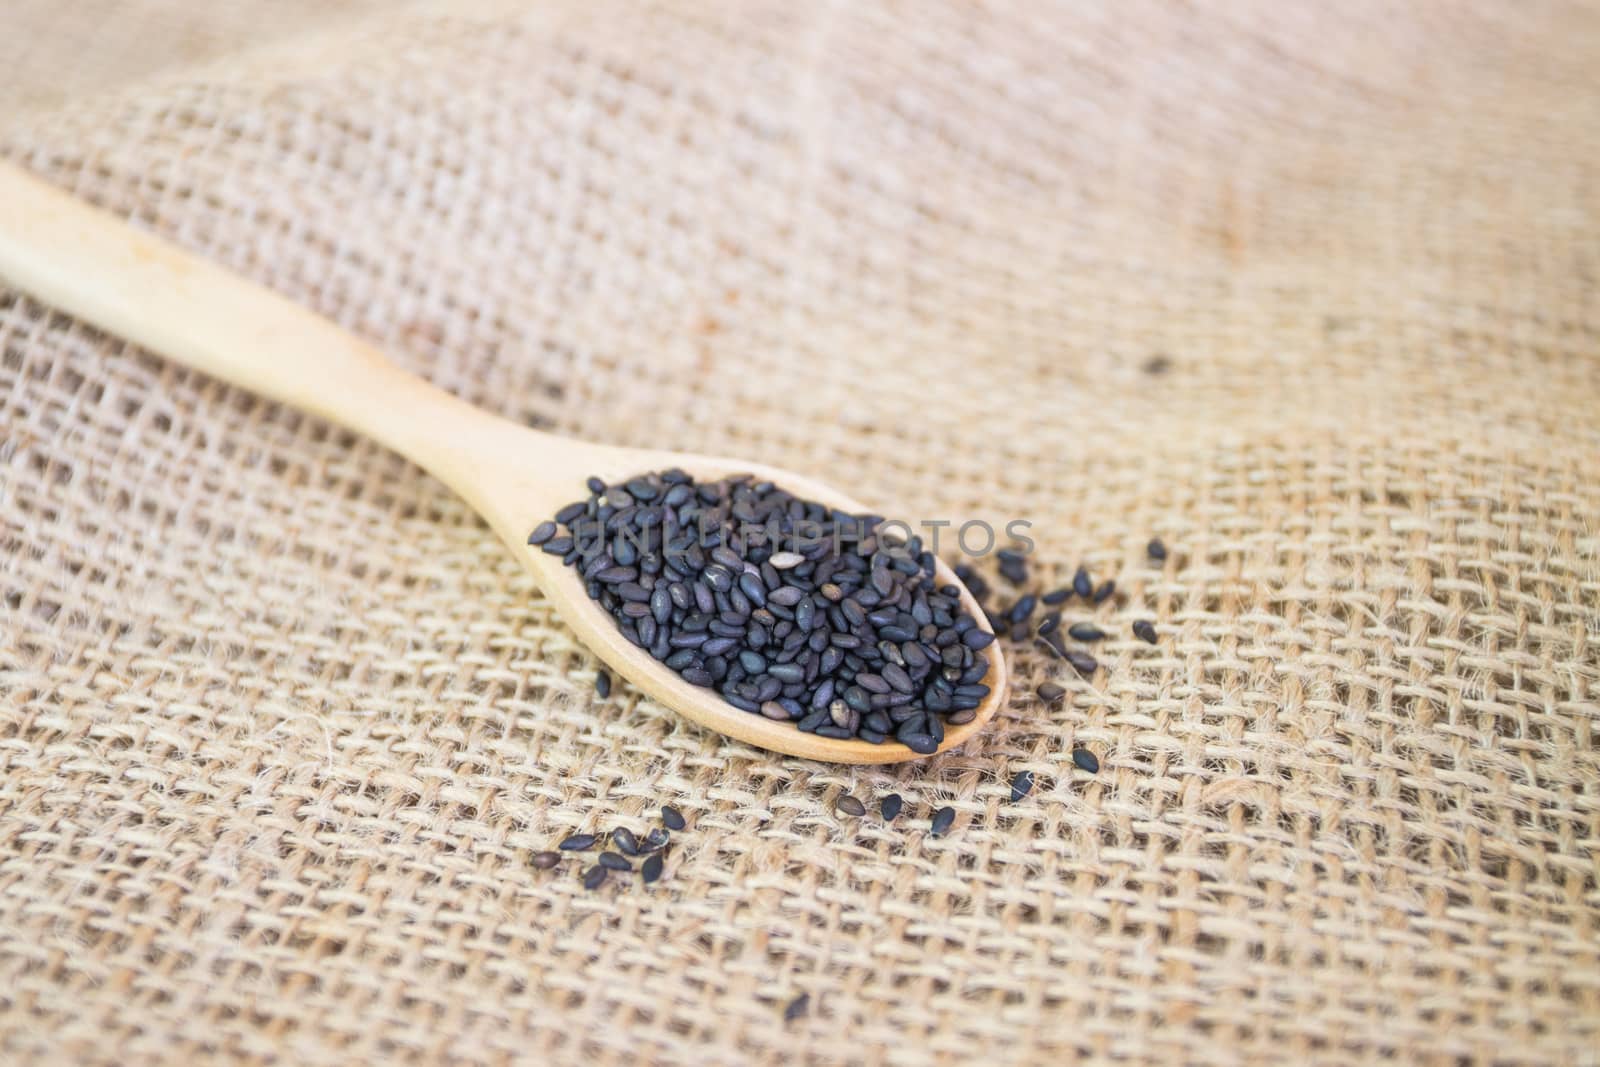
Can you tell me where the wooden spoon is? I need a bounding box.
[0,164,1006,763]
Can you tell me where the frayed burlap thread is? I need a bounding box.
[2,1,1599,1064]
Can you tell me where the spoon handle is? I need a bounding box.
[0,163,542,491]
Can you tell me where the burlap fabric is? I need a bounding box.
[2,2,1598,1064]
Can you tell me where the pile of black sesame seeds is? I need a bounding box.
[530,469,996,753]
[955,536,1170,773]
[531,804,686,891]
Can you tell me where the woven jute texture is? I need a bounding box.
[3,2,1599,1064]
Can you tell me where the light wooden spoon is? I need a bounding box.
[0,163,1006,763]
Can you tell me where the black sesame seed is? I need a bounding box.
[594,669,611,698]
[700,636,738,657]
[583,865,607,890]
[643,827,670,851]
[880,793,902,820]
[1093,579,1116,603]
[767,662,805,684]
[1133,619,1158,644]
[555,501,588,525]
[1067,623,1105,642]
[1066,651,1099,676]
[1008,594,1037,623]
[528,521,557,545]
[836,795,866,817]
[559,833,597,851]
[1072,747,1100,773]
[1147,538,1167,561]
[1037,682,1065,702]
[783,993,810,1023]
[1041,587,1072,605]
[881,663,913,693]
[1010,771,1034,802]
[768,586,805,607]
[598,851,630,871]
[856,673,889,695]
[962,628,996,650]
[930,806,956,836]
[531,850,561,869]
[641,852,664,884]
[871,568,893,596]
[612,827,639,856]
[1072,567,1093,598]
[661,805,686,831]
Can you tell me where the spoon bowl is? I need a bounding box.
[0,163,1007,763]
[484,449,1007,763]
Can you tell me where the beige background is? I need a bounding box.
[2,1,1598,1064]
